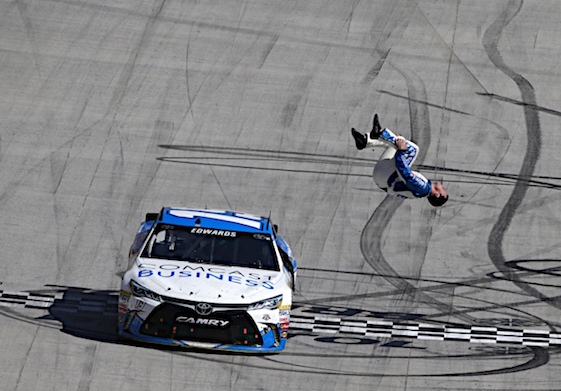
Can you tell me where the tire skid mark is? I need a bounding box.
[13,323,42,391]
[478,92,561,117]
[282,75,313,128]
[158,144,561,189]
[76,344,98,391]
[182,11,279,125]
[483,1,558,314]
[14,0,42,77]
[231,347,550,377]
[295,269,543,307]
[361,0,417,85]
[361,48,390,85]
[342,0,360,39]
[412,1,490,95]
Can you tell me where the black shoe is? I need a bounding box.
[351,128,367,150]
[370,113,382,139]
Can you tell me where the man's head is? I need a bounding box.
[427,181,448,207]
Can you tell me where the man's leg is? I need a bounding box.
[352,113,390,150]
[352,114,421,166]
[371,126,420,167]
[373,139,420,191]
[373,148,397,191]
[367,114,403,149]
[351,128,367,150]
[367,127,407,150]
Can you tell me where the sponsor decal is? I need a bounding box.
[190,228,237,237]
[118,291,130,316]
[139,263,274,280]
[132,299,145,311]
[262,314,271,321]
[137,263,276,289]
[280,308,290,332]
[175,316,229,327]
[118,302,128,316]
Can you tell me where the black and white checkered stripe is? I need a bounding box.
[0,289,117,315]
[2,290,559,347]
[57,293,117,316]
[290,315,561,347]
[0,290,63,309]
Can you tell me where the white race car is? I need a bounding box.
[118,207,297,353]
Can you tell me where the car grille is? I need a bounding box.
[140,303,262,346]
[161,294,249,311]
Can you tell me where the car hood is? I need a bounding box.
[132,258,284,303]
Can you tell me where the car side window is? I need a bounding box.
[278,247,294,289]
[279,247,294,277]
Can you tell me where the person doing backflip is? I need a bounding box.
[351,113,448,207]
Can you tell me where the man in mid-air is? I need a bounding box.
[351,113,448,207]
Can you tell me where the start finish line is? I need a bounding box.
[289,315,561,347]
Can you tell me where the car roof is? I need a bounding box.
[157,207,273,233]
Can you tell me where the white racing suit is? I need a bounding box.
[370,128,431,200]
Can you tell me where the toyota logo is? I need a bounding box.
[195,302,213,315]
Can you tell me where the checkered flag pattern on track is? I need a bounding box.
[289,315,561,347]
[0,290,62,309]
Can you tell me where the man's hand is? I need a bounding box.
[396,137,408,150]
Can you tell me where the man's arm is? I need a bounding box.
[394,139,431,197]
[394,137,415,179]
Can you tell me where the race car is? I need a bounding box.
[118,207,297,353]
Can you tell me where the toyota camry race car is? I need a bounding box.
[118,207,297,353]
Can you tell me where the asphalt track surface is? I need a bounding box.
[2,0,561,390]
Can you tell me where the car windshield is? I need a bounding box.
[140,224,280,271]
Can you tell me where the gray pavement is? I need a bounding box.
[2,0,561,390]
